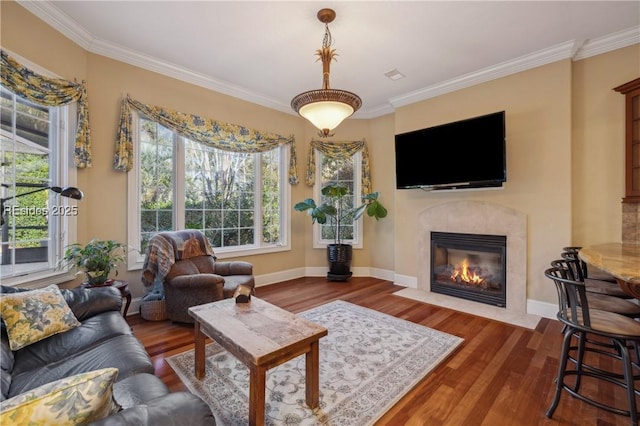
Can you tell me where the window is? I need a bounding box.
[128,114,289,268]
[0,86,77,286]
[314,150,363,248]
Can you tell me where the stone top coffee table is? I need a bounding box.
[188,297,328,426]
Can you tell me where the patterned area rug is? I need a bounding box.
[166,300,463,426]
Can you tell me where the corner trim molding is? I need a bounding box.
[573,26,640,60]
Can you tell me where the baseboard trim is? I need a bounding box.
[128,268,558,323]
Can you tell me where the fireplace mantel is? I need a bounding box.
[396,200,540,328]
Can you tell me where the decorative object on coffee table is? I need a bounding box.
[233,285,252,303]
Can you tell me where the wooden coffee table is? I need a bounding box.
[188,297,328,426]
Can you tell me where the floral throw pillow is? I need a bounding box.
[0,284,81,351]
[0,368,120,425]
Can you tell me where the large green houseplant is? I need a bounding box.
[294,183,387,280]
[61,239,126,286]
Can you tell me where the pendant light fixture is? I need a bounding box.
[291,8,362,138]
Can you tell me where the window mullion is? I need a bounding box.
[48,108,59,268]
[278,145,288,247]
[127,112,143,267]
[175,135,185,229]
[253,152,262,247]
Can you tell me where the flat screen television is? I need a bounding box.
[394,111,506,190]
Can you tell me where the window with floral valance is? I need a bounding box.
[305,139,371,247]
[305,139,371,194]
[113,95,298,184]
[0,50,81,285]
[118,96,297,264]
[0,50,92,168]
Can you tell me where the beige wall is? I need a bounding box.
[367,113,396,272]
[572,45,640,245]
[0,1,87,80]
[394,61,573,304]
[2,1,638,305]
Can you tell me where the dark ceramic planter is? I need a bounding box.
[327,244,353,281]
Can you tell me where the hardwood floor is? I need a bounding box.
[127,277,635,425]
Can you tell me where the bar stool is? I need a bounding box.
[551,259,640,318]
[545,266,640,425]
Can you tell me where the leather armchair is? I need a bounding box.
[142,231,255,323]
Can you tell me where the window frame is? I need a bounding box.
[0,56,79,287]
[127,111,290,269]
[312,150,363,249]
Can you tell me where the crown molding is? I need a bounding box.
[573,25,640,60]
[17,0,93,50]
[387,25,639,110]
[389,40,576,108]
[88,38,291,114]
[16,1,640,118]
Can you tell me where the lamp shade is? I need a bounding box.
[299,101,354,133]
[51,186,84,200]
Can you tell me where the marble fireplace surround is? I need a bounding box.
[395,200,541,329]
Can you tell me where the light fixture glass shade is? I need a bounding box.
[299,101,354,133]
[291,88,362,137]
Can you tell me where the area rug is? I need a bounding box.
[166,300,463,426]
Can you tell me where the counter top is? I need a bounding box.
[579,242,640,285]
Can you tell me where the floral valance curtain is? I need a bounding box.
[306,139,371,195]
[0,50,92,168]
[114,95,298,184]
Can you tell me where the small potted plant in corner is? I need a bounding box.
[294,183,388,281]
[61,239,126,287]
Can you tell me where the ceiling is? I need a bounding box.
[17,1,640,119]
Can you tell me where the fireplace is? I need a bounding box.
[405,201,535,328]
[431,232,507,307]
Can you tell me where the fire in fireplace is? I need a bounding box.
[431,232,507,307]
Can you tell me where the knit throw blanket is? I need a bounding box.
[141,230,215,290]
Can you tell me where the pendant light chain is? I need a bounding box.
[322,22,333,48]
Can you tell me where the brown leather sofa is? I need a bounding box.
[0,285,216,425]
[142,231,255,323]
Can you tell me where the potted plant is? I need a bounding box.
[61,239,126,286]
[294,183,388,281]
